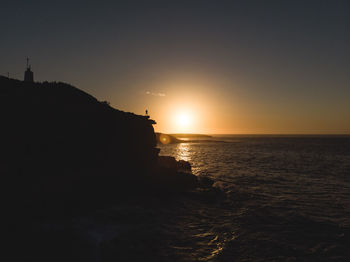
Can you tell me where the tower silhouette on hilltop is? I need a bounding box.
[24,57,34,82]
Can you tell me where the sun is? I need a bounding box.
[176,112,191,128]
[170,107,196,133]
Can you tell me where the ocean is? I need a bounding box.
[156,135,350,261]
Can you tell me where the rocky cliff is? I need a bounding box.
[0,76,197,209]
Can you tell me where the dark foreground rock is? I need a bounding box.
[158,155,192,172]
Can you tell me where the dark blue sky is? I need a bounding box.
[1,0,349,133]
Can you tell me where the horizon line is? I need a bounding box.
[159,132,350,136]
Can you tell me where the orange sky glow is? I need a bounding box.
[108,73,350,135]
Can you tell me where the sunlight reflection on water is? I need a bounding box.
[174,143,192,163]
[160,142,206,176]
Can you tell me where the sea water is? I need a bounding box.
[156,135,350,261]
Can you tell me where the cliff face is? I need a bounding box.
[1,76,159,195]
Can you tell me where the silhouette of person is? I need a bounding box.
[146,109,148,115]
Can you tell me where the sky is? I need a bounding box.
[1,0,349,134]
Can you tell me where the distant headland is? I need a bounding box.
[156,132,226,144]
[171,134,212,138]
